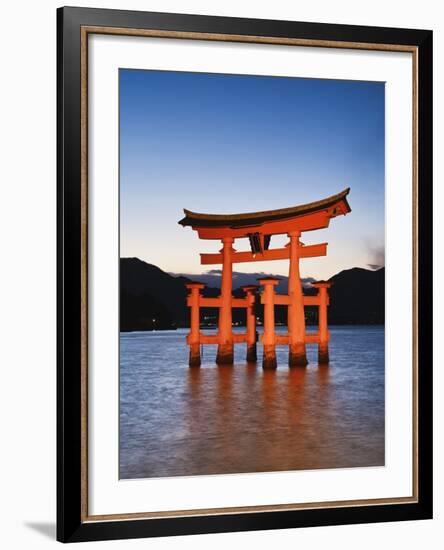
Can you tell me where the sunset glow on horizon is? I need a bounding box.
[120,69,385,280]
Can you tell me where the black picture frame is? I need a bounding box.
[57,6,433,543]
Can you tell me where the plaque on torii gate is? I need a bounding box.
[178,188,351,368]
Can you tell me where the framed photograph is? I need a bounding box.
[57,6,433,543]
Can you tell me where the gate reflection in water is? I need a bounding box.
[119,326,384,479]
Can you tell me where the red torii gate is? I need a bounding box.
[179,188,351,368]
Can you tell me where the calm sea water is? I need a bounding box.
[119,326,384,479]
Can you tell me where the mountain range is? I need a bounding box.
[120,257,384,332]
[172,269,316,293]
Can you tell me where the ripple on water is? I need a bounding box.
[119,326,385,479]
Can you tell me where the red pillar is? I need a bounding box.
[216,237,234,364]
[287,231,308,366]
[241,285,258,362]
[186,282,205,367]
[259,277,280,369]
[312,281,332,363]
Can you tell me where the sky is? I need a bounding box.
[120,69,385,280]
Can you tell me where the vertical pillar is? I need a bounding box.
[186,282,205,367]
[287,231,308,366]
[259,277,280,369]
[242,285,258,362]
[216,237,235,364]
[312,281,332,363]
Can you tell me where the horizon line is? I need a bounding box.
[120,255,385,279]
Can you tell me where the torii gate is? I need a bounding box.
[178,188,351,368]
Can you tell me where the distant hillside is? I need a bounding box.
[328,267,385,324]
[120,258,384,331]
[120,258,219,331]
[173,270,315,293]
[121,258,187,331]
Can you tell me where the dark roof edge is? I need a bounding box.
[178,188,351,228]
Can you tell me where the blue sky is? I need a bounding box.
[120,69,385,280]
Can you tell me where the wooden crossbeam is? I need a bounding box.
[196,297,220,308]
[188,294,328,308]
[262,295,327,306]
[195,333,248,344]
[231,298,249,308]
[296,242,328,258]
[274,295,290,306]
[200,242,327,265]
[275,334,289,345]
[232,333,248,343]
[188,332,320,345]
[304,295,330,306]
[187,297,249,308]
[273,333,321,344]
[303,296,318,306]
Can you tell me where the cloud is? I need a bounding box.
[366,243,385,270]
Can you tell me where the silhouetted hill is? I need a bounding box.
[120,258,219,331]
[328,267,385,324]
[121,258,185,330]
[120,258,384,331]
[173,270,315,293]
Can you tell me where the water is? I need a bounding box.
[120,326,384,479]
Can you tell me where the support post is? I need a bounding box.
[186,282,205,367]
[287,231,308,366]
[242,285,258,362]
[259,277,280,369]
[312,281,332,363]
[216,237,235,364]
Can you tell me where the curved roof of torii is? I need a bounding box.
[178,188,351,229]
